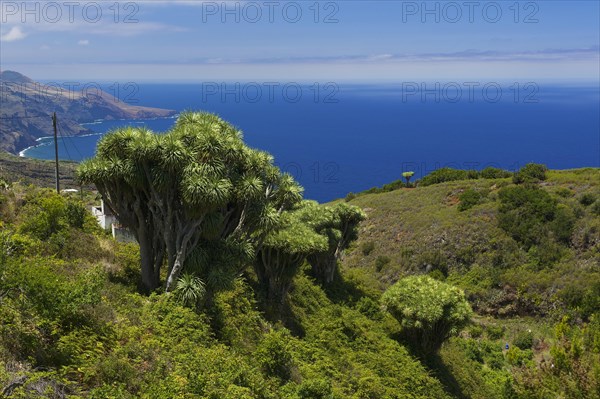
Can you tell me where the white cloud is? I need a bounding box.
[78,39,90,46]
[0,26,26,42]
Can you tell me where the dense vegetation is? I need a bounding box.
[342,165,600,398]
[1,114,599,398]
[0,185,448,398]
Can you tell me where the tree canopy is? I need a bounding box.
[381,275,472,355]
[78,112,302,292]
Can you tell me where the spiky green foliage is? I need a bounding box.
[381,275,472,355]
[175,274,206,307]
[78,112,303,292]
[255,202,328,305]
[293,201,366,283]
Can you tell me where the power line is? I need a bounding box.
[57,122,73,162]
[57,120,84,160]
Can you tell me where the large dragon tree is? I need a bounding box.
[78,112,302,292]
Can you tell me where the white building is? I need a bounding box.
[92,200,136,243]
[91,199,117,230]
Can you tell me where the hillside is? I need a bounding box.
[341,168,599,318]
[338,167,600,398]
[0,156,599,398]
[0,150,79,189]
[0,71,176,154]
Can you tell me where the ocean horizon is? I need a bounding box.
[21,83,600,202]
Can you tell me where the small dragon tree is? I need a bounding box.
[297,201,366,283]
[402,171,415,187]
[78,112,302,292]
[255,203,328,307]
[381,275,472,356]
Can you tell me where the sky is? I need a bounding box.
[0,0,599,82]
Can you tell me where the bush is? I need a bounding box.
[345,192,357,202]
[512,163,548,184]
[480,167,512,179]
[458,189,483,211]
[556,187,574,198]
[361,241,375,256]
[579,193,596,206]
[65,201,87,229]
[487,325,505,340]
[255,329,294,381]
[513,330,534,350]
[469,324,484,338]
[357,179,404,196]
[355,297,383,320]
[174,274,206,308]
[419,168,470,186]
[374,255,390,271]
[18,193,68,240]
[506,347,533,366]
[381,275,472,354]
[550,204,576,244]
[297,379,332,399]
[498,186,557,248]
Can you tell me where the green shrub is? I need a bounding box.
[428,269,446,281]
[361,241,375,256]
[469,324,484,338]
[498,186,557,248]
[345,192,357,202]
[256,329,294,381]
[355,297,383,320]
[458,189,483,211]
[480,167,512,179]
[579,193,596,206]
[506,347,533,366]
[381,275,472,354]
[555,187,574,198]
[174,274,206,308]
[419,168,470,186]
[382,179,405,192]
[18,193,68,240]
[487,325,505,340]
[550,204,576,244]
[513,330,534,350]
[486,351,504,370]
[374,255,390,271]
[297,378,333,399]
[512,163,548,184]
[65,201,87,229]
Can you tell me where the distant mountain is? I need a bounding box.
[0,71,176,154]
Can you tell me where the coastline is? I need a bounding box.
[18,114,179,159]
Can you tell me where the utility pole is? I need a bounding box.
[52,112,60,193]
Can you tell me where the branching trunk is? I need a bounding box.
[164,217,204,291]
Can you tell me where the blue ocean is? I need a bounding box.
[22,83,600,202]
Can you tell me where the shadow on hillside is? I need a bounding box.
[250,282,306,338]
[426,353,470,399]
[318,268,369,305]
[390,332,470,399]
[106,270,144,293]
[278,301,306,338]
